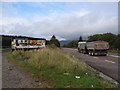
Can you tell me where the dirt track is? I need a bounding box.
[2,51,47,88]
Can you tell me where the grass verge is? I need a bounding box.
[7,46,117,88]
[0,48,12,52]
[108,50,120,53]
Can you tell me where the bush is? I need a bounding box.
[49,35,60,47]
[63,40,78,48]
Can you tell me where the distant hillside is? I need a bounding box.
[60,40,73,46]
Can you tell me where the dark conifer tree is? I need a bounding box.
[49,35,60,47]
[78,36,83,42]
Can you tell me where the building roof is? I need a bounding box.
[12,36,46,40]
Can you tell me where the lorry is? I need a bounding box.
[78,41,109,56]
[78,42,88,54]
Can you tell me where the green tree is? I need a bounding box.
[87,33,118,50]
[78,36,83,42]
[63,40,78,48]
[2,35,12,48]
[49,35,60,47]
[113,34,120,50]
[45,40,50,45]
[52,35,56,39]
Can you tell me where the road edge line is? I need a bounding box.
[87,64,119,85]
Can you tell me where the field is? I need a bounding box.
[7,46,117,88]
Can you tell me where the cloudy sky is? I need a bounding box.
[0,2,118,40]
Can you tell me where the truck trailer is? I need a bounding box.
[78,41,109,56]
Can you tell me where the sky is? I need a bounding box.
[0,2,118,40]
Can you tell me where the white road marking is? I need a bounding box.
[93,57,99,59]
[109,55,120,58]
[105,60,115,64]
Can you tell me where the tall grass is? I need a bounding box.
[12,47,91,75]
[9,46,117,88]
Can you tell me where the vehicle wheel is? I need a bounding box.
[89,51,91,55]
[91,52,94,56]
[82,50,84,53]
[78,49,80,52]
[104,54,107,56]
[81,50,82,53]
[83,51,85,54]
[83,51,86,54]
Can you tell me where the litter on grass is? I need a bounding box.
[75,76,80,78]
[91,85,94,87]
[24,59,27,62]
[63,73,69,75]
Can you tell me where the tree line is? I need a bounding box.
[63,33,120,50]
[1,33,120,50]
[0,35,60,48]
[0,35,12,48]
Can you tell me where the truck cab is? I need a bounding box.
[78,42,88,54]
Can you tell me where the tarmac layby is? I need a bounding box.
[62,48,120,84]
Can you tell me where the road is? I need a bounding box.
[62,48,119,83]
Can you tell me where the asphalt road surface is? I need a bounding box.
[62,48,119,83]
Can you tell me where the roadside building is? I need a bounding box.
[11,36,46,50]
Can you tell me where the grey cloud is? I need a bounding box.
[1,10,118,40]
